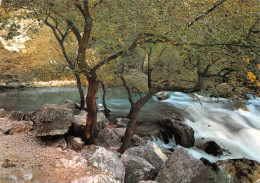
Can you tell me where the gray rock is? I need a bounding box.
[156,148,207,183]
[139,181,158,183]
[116,118,130,127]
[62,99,79,110]
[8,111,24,121]
[96,111,109,130]
[0,109,6,118]
[71,174,119,183]
[124,141,167,173]
[122,154,156,183]
[71,110,87,136]
[155,92,170,101]
[8,175,18,180]
[81,146,125,182]
[71,111,109,136]
[94,128,146,149]
[34,104,73,136]
[67,136,85,151]
[159,118,195,147]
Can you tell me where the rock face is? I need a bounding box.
[217,158,260,183]
[216,83,232,97]
[155,92,170,101]
[81,146,125,182]
[0,109,6,118]
[8,111,24,121]
[159,118,195,148]
[156,148,208,183]
[123,141,167,174]
[34,104,73,136]
[94,127,146,149]
[122,154,156,183]
[96,111,109,130]
[198,141,226,157]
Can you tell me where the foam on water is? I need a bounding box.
[157,92,260,162]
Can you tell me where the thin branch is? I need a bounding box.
[188,0,227,27]
[132,87,142,98]
[246,18,259,40]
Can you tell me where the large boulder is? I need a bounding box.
[124,141,167,174]
[34,104,74,136]
[217,158,260,183]
[156,148,208,183]
[155,92,170,101]
[122,154,156,183]
[81,146,125,182]
[94,127,146,149]
[0,109,6,118]
[159,118,195,147]
[8,111,24,121]
[71,111,109,136]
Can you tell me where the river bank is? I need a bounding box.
[0,103,259,183]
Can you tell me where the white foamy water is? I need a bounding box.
[158,92,260,162]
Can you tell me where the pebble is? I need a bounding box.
[23,173,34,181]
[8,175,18,180]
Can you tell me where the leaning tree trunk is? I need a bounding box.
[74,73,85,110]
[118,105,141,153]
[84,76,99,144]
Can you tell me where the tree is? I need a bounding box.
[116,0,260,153]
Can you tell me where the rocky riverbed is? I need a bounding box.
[0,101,259,183]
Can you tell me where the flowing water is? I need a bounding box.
[0,86,259,162]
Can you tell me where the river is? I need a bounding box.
[0,86,259,162]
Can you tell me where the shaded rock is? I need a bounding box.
[94,128,145,149]
[122,154,156,183]
[23,111,37,122]
[156,148,208,183]
[159,118,195,147]
[8,111,24,121]
[71,174,118,183]
[124,141,167,174]
[217,158,260,183]
[155,92,170,101]
[67,136,85,151]
[200,157,219,172]
[71,110,87,136]
[81,146,125,182]
[198,141,226,157]
[5,121,34,135]
[34,104,73,136]
[42,136,67,150]
[116,118,130,127]
[96,111,109,130]
[0,109,6,118]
